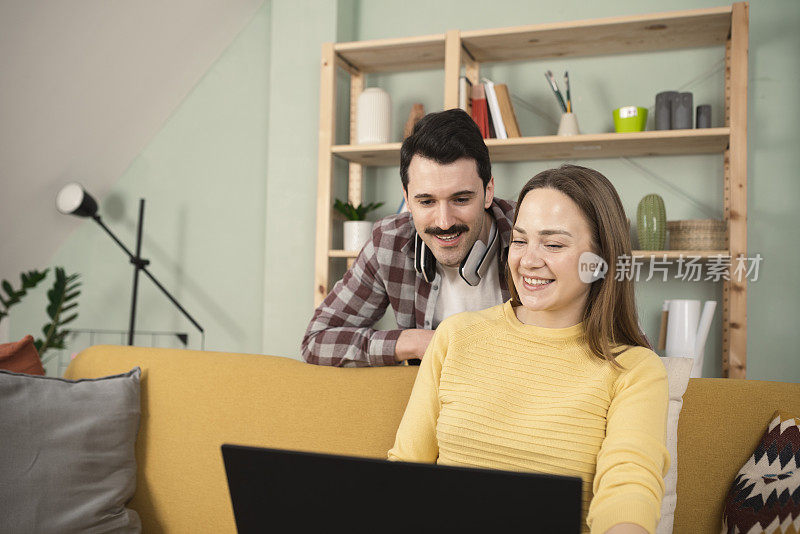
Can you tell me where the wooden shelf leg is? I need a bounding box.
[444,30,462,110]
[723,2,749,378]
[314,43,337,307]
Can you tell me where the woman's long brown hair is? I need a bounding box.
[505,164,651,367]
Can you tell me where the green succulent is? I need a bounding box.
[333,199,384,221]
[0,267,80,359]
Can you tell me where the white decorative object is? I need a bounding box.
[357,88,391,144]
[664,299,716,378]
[557,112,580,136]
[656,356,694,534]
[343,221,373,252]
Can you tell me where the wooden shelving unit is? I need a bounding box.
[315,4,749,377]
[332,129,732,166]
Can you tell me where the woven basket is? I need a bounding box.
[667,219,726,250]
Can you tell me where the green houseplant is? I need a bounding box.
[0,267,81,358]
[333,199,384,221]
[334,199,384,251]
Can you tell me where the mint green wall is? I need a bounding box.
[15,1,798,382]
[11,3,273,365]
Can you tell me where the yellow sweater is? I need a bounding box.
[388,301,669,534]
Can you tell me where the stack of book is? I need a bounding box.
[459,76,521,139]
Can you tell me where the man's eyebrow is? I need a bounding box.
[512,226,573,237]
[413,190,477,200]
[451,190,477,197]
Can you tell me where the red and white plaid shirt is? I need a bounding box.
[301,199,515,367]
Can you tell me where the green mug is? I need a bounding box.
[613,106,648,132]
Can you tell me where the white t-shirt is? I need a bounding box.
[432,223,503,329]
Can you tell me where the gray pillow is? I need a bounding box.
[0,367,142,533]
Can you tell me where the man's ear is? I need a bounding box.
[484,177,495,209]
[402,186,409,208]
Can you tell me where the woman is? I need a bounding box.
[388,164,669,534]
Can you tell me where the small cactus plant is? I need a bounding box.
[636,194,666,250]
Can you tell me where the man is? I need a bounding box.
[301,108,515,366]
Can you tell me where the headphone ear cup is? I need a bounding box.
[414,233,437,283]
[423,242,436,283]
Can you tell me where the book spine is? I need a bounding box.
[482,79,507,139]
[495,84,521,138]
[470,84,490,139]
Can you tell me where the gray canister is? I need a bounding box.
[672,92,693,129]
[655,91,677,130]
[696,105,711,128]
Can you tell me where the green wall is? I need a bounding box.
[15,0,799,382]
[12,2,273,363]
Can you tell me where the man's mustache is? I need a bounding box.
[425,224,469,237]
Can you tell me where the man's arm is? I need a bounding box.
[301,218,437,366]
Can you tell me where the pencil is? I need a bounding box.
[545,70,568,113]
[564,71,572,113]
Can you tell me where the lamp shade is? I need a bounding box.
[56,183,98,217]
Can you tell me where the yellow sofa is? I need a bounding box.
[65,345,800,533]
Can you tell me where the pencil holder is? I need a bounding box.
[557,113,580,136]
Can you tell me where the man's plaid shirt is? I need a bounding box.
[301,199,515,367]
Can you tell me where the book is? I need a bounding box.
[459,76,472,116]
[494,83,521,137]
[470,84,490,139]
[482,78,507,139]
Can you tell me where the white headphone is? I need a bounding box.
[414,222,498,287]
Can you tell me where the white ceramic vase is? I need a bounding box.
[343,220,374,252]
[357,88,392,144]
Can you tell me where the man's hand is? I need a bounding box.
[394,329,435,362]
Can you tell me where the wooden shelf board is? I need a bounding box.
[331,7,732,74]
[460,7,732,63]
[334,34,446,73]
[332,128,730,166]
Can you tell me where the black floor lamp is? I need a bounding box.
[56,183,205,349]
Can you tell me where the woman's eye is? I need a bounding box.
[511,239,526,245]
[545,244,564,249]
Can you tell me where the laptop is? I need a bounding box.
[222,444,583,533]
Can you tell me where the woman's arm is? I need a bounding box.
[387,323,449,462]
[588,349,670,534]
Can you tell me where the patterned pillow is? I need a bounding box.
[721,411,800,533]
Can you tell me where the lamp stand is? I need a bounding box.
[90,199,204,348]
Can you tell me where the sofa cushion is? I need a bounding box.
[674,379,800,533]
[721,410,800,533]
[0,367,142,533]
[656,356,693,534]
[0,334,44,375]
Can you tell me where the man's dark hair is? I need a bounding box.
[399,108,491,191]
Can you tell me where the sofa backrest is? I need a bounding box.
[65,346,418,533]
[65,346,800,534]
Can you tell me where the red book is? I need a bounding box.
[470,84,490,139]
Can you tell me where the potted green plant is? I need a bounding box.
[1,267,81,361]
[333,199,384,251]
